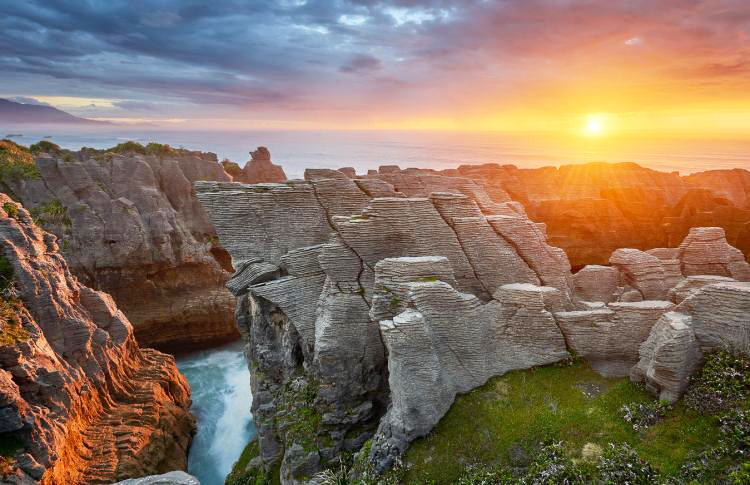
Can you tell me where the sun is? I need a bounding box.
[583,115,605,136]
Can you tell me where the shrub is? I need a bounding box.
[719,409,750,459]
[110,141,148,155]
[0,140,39,180]
[31,200,71,227]
[456,464,514,484]
[29,140,62,155]
[597,443,659,484]
[222,159,244,178]
[670,410,750,483]
[2,203,17,219]
[684,350,750,414]
[523,441,590,484]
[729,462,750,484]
[621,400,671,431]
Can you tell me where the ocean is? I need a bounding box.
[3,128,750,179]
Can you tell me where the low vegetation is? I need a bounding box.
[2,202,18,218]
[0,139,40,181]
[30,199,71,228]
[684,350,750,414]
[225,439,282,485]
[398,356,747,483]
[0,255,29,346]
[222,159,244,178]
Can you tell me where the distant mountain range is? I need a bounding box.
[0,98,110,125]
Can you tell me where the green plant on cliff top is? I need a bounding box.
[2,202,18,219]
[222,159,244,178]
[31,199,72,228]
[29,140,63,155]
[0,139,39,180]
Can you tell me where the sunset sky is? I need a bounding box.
[2,0,750,136]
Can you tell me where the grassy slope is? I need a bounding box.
[402,361,720,483]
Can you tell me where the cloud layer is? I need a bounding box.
[2,0,749,131]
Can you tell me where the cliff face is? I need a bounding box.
[0,195,195,484]
[447,162,750,267]
[197,166,750,483]
[0,142,237,351]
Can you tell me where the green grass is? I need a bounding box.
[402,361,722,483]
[225,438,282,485]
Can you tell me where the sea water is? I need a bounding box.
[4,128,750,178]
[176,341,255,485]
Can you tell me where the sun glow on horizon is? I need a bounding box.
[583,114,605,137]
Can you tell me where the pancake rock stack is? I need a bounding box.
[234,146,287,184]
[0,195,194,485]
[196,164,750,483]
[1,143,237,351]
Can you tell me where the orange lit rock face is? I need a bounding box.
[232,146,287,184]
[0,195,194,484]
[449,162,750,267]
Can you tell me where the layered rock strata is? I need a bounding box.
[0,195,195,484]
[1,143,237,351]
[197,166,750,482]
[441,162,750,266]
[234,147,287,184]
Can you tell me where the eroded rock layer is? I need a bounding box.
[1,143,237,351]
[196,166,750,483]
[0,195,195,484]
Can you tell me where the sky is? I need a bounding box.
[1,0,750,136]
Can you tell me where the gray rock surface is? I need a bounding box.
[195,164,750,482]
[2,143,237,351]
[112,471,200,485]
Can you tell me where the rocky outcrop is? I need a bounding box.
[1,142,237,351]
[445,162,750,267]
[197,160,750,482]
[0,195,195,484]
[235,147,287,184]
[632,282,750,402]
[112,471,199,485]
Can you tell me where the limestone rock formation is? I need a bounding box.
[236,147,287,184]
[196,170,565,482]
[196,162,750,482]
[445,162,750,266]
[632,282,750,402]
[0,195,194,484]
[677,227,750,280]
[112,471,200,485]
[0,142,236,351]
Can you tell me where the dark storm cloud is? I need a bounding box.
[340,54,382,73]
[1,0,749,118]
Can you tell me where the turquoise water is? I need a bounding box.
[176,341,255,485]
